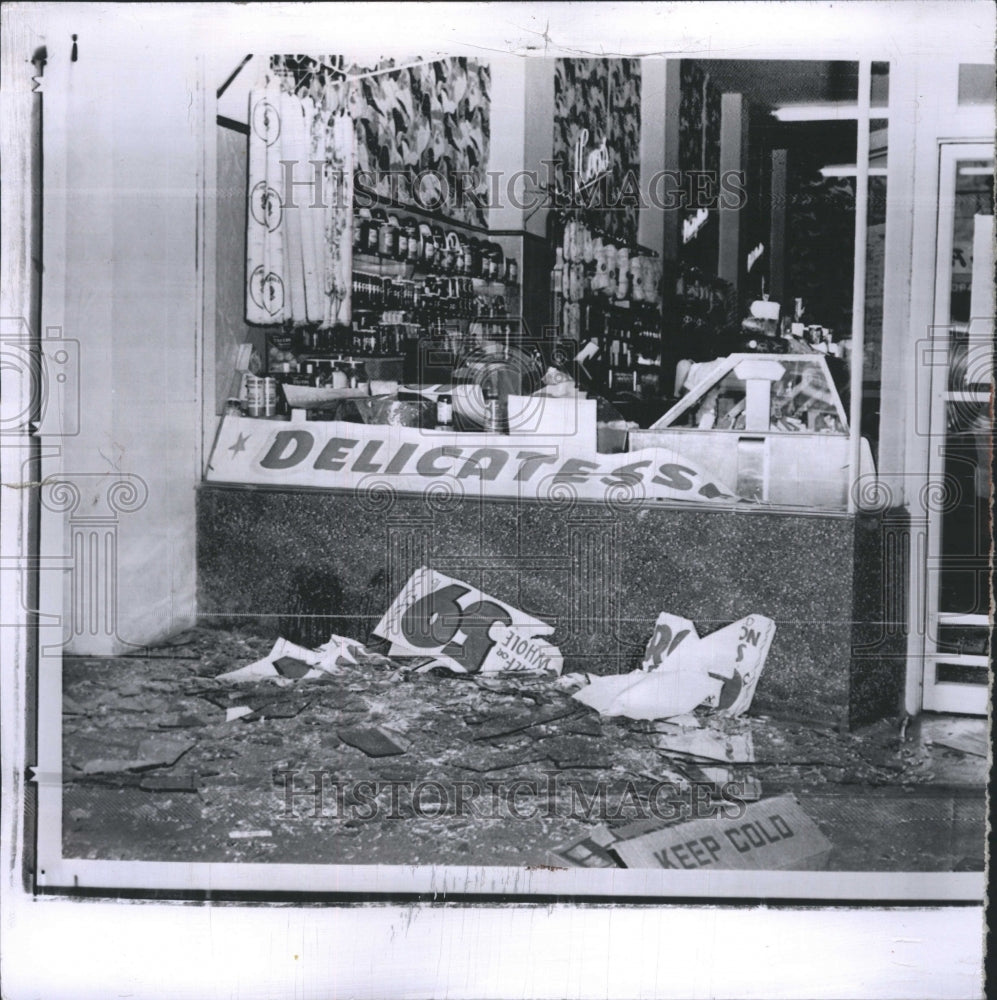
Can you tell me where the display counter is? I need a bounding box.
[201,458,904,728]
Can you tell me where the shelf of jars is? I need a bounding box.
[260,196,542,411]
[546,212,664,400]
[266,258,522,390]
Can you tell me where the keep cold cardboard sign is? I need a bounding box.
[611,795,832,871]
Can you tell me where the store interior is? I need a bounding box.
[211,56,890,473]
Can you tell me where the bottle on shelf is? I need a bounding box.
[378,212,398,259]
[482,378,503,434]
[468,236,482,278]
[419,222,435,270]
[490,242,504,282]
[430,225,445,272]
[355,207,372,253]
[436,392,453,429]
[394,215,409,261]
[403,217,420,262]
[365,208,386,256]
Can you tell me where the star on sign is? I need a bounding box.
[228,433,250,457]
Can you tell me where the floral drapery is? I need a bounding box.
[271,55,491,228]
[677,61,722,272]
[552,58,642,244]
[246,76,354,328]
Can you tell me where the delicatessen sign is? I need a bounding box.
[207,416,740,505]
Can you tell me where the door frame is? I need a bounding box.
[918,140,993,714]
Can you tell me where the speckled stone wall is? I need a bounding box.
[196,485,906,728]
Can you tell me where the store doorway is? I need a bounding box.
[921,142,993,715]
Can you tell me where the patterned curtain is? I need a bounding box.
[271,55,491,228]
[552,58,642,244]
[246,75,354,328]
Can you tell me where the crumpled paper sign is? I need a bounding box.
[572,668,721,721]
[572,612,775,720]
[217,635,359,683]
[655,728,755,763]
[373,567,563,675]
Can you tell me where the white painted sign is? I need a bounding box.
[747,242,765,272]
[682,207,709,244]
[572,127,611,195]
[206,415,741,505]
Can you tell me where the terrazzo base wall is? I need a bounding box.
[196,485,907,728]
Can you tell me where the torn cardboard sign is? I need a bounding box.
[573,668,721,721]
[374,567,563,675]
[572,612,775,720]
[216,635,358,683]
[612,794,831,871]
[656,729,754,764]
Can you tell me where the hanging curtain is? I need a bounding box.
[246,75,354,327]
[323,110,354,327]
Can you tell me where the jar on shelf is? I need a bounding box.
[444,231,463,275]
[468,237,482,278]
[616,247,630,300]
[420,222,436,269]
[366,208,386,256]
[395,215,409,260]
[403,218,420,262]
[430,225,445,272]
[462,235,475,276]
[488,241,504,281]
[378,212,399,259]
[355,208,372,253]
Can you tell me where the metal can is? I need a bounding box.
[245,375,278,417]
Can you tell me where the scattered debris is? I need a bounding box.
[157,712,209,729]
[139,772,200,792]
[739,775,764,801]
[656,729,755,764]
[929,730,988,759]
[81,737,195,775]
[551,827,619,868]
[612,795,831,870]
[217,635,356,683]
[338,727,406,758]
[695,765,733,786]
[471,703,578,741]
[562,715,604,737]
[60,624,982,871]
[458,749,548,773]
[652,714,701,732]
[245,696,312,721]
[272,656,314,679]
[540,736,613,770]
